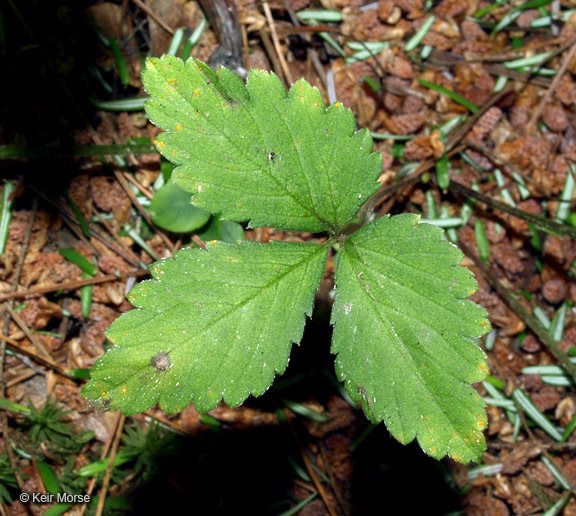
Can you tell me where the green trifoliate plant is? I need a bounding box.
[83,56,491,463]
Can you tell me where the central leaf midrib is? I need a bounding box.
[107,243,328,390]
[341,244,479,450]
[159,64,335,231]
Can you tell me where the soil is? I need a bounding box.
[1,0,576,515]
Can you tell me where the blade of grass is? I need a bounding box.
[295,9,343,22]
[541,455,571,489]
[420,217,464,228]
[0,398,31,415]
[550,304,567,342]
[542,491,572,516]
[81,272,93,319]
[474,0,507,18]
[561,413,576,442]
[108,38,130,88]
[37,461,61,495]
[76,453,134,477]
[405,15,435,52]
[512,172,530,199]
[435,153,450,190]
[58,248,96,276]
[64,194,91,239]
[503,51,555,69]
[0,180,14,256]
[167,27,185,56]
[556,164,575,223]
[474,219,490,262]
[449,181,576,238]
[279,493,319,516]
[439,115,465,138]
[418,79,479,113]
[181,18,207,60]
[122,224,158,261]
[512,388,563,441]
[468,463,503,480]
[282,399,329,422]
[484,329,497,351]
[0,142,156,159]
[92,98,146,111]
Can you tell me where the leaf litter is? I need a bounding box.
[1,0,576,514]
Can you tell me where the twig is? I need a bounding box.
[318,441,349,515]
[29,185,142,268]
[449,180,576,238]
[457,239,576,382]
[353,144,466,230]
[95,413,126,516]
[445,83,515,151]
[284,408,338,516]
[92,209,143,267]
[461,140,543,193]
[262,1,293,85]
[131,0,175,35]
[4,304,51,359]
[80,411,123,516]
[283,3,327,88]
[113,170,175,254]
[122,171,154,201]
[1,335,75,380]
[527,38,576,131]
[0,269,149,303]
[259,28,285,82]
[0,197,38,512]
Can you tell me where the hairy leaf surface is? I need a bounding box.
[331,214,490,463]
[142,55,382,233]
[83,241,328,415]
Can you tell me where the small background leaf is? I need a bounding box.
[149,181,210,233]
[197,217,244,243]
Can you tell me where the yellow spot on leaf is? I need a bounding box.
[157,141,164,148]
[334,102,340,108]
[194,89,199,95]
[101,391,107,396]
[176,124,182,131]
[210,240,216,245]
[314,101,319,107]
[122,387,128,393]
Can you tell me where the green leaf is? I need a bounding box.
[331,214,490,463]
[149,181,211,233]
[83,241,328,415]
[197,217,244,243]
[142,55,382,233]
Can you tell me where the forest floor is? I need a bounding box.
[1,0,576,515]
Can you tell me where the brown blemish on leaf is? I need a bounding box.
[151,351,171,371]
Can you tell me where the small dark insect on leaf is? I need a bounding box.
[268,152,276,161]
